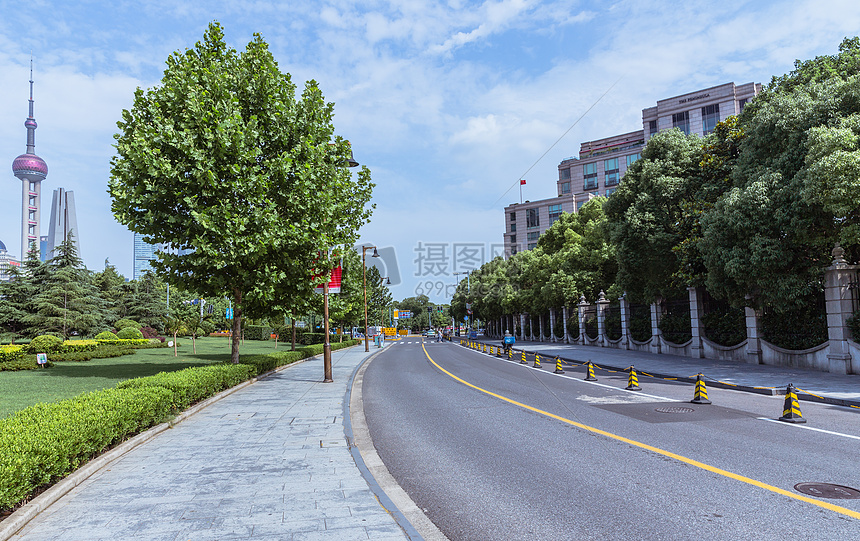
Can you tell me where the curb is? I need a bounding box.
[0,351,326,541]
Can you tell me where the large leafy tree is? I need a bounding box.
[603,129,704,302]
[109,23,373,362]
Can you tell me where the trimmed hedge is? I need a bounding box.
[0,386,176,510]
[243,325,274,341]
[95,331,119,340]
[96,339,151,347]
[48,345,135,363]
[60,340,100,353]
[0,345,24,363]
[26,335,64,353]
[114,319,141,330]
[0,339,361,512]
[0,356,53,371]
[117,327,145,340]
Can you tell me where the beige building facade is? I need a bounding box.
[503,81,761,258]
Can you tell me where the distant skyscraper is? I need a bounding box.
[45,188,80,261]
[0,239,22,282]
[11,60,48,262]
[39,235,47,262]
[133,232,162,280]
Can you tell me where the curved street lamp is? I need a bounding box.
[362,245,379,351]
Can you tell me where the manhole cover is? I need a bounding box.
[655,406,695,414]
[794,483,860,499]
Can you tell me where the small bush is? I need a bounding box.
[95,331,119,340]
[140,326,160,339]
[117,327,145,340]
[0,345,25,363]
[0,356,53,371]
[27,335,64,353]
[243,325,273,341]
[60,340,100,353]
[114,319,141,330]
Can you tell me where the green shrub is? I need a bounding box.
[27,335,64,353]
[0,386,176,511]
[95,331,119,340]
[96,339,151,347]
[114,319,141,330]
[117,364,256,410]
[848,309,860,343]
[49,345,135,362]
[117,327,145,340]
[0,356,53,371]
[243,325,273,341]
[0,345,24,363]
[60,340,100,353]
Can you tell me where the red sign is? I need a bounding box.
[313,252,343,294]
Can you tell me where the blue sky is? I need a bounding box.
[1,0,859,304]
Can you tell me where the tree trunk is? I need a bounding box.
[291,318,296,351]
[173,331,178,357]
[231,289,242,363]
[192,334,197,354]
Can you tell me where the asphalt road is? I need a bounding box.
[362,338,860,541]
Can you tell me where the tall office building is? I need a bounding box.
[504,81,761,258]
[45,188,81,261]
[133,232,162,280]
[11,60,48,262]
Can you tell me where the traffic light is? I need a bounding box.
[437,306,443,313]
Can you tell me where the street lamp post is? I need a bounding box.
[362,245,379,352]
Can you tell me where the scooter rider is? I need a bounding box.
[502,330,515,354]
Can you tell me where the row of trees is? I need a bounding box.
[452,38,860,346]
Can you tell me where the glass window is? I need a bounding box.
[561,181,570,194]
[606,187,617,196]
[510,223,516,232]
[583,162,598,190]
[672,111,690,135]
[527,231,540,241]
[548,204,563,225]
[29,182,36,192]
[510,234,516,243]
[511,246,518,255]
[560,168,571,180]
[510,212,516,222]
[626,153,641,168]
[604,158,619,187]
[526,208,540,228]
[576,200,585,211]
[28,210,36,221]
[702,104,720,135]
[28,195,36,206]
[649,120,658,136]
[527,243,537,250]
[738,98,748,112]
[28,225,35,234]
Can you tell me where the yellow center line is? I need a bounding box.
[423,344,860,521]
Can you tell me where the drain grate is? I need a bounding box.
[655,406,695,414]
[794,483,860,499]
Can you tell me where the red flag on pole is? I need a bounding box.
[520,179,526,185]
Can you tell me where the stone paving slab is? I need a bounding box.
[7,346,410,541]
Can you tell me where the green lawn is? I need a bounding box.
[0,336,290,419]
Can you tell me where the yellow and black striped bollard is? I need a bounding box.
[585,361,597,381]
[626,366,642,391]
[520,350,527,364]
[533,353,542,368]
[554,356,564,374]
[691,374,711,404]
[778,383,806,423]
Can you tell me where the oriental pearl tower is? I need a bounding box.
[11,59,48,262]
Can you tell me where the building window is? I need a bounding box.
[606,187,617,196]
[672,111,690,135]
[576,200,585,211]
[604,158,619,187]
[29,182,36,192]
[28,210,36,221]
[583,162,598,190]
[28,225,35,235]
[626,153,641,168]
[560,181,570,194]
[28,195,36,206]
[510,223,517,232]
[510,212,516,222]
[738,98,748,112]
[511,246,518,256]
[560,168,571,180]
[510,234,516,244]
[702,104,719,135]
[527,243,538,250]
[526,208,540,228]
[649,120,658,137]
[548,204,563,225]
[527,231,540,241]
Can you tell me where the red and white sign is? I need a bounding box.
[313,252,343,294]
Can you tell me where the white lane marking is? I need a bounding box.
[756,417,860,440]
[577,394,658,405]
[466,349,675,402]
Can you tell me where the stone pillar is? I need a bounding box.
[519,314,525,341]
[596,290,610,347]
[688,286,705,358]
[539,314,545,342]
[824,245,858,374]
[562,305,570,344]
[619,293,630,350]
[744,295,762,365]
[650,299,662,355]
[578,295,588,345]
[550,309,557,343]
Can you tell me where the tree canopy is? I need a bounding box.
[109,22,374,362]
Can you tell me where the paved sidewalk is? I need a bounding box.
[471,337,860,405]
[8,345,411,541]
